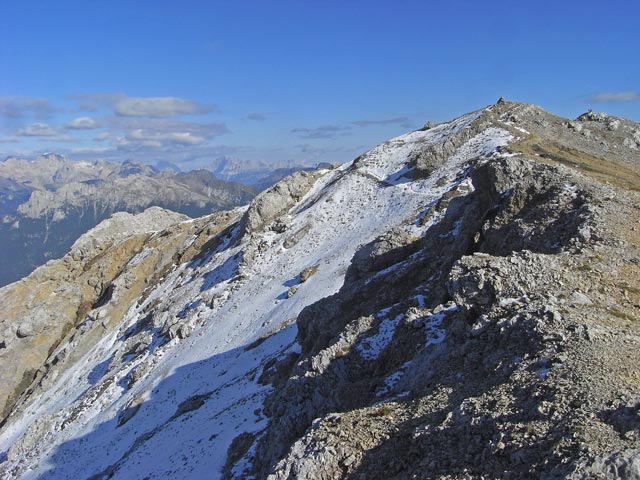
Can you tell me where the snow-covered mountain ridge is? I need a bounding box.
[1,100,639,479]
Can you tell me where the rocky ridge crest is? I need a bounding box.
[0,101,638,479]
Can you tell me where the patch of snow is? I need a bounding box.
[423,310,449,346]
[538,366,551,380]
[376,371,404,397]
[375,360,413,397]
[440,218,464,238]
[498,297,526,308]
[562,183,579,200]
[358,314,404,361]
[457,176,475,193]
[406,207,444,237]
[412,292,429,308]
[406,305,455,346]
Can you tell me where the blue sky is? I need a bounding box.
[1,0,638,170]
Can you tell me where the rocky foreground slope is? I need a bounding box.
[0,155,255,287]
[0,100,639,479]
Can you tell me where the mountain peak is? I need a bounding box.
[39,152,65,161]
[0,101,638,479]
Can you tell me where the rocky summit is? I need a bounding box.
[0,100,639,479]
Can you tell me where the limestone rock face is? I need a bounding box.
[0,207,238,423]
[69,206,189,256]
[243,171,322,233]
[348,227,420,281]
[569,449,640,480]
[0,101,638,480]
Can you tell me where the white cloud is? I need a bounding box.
[3,93,231,166]
[94,131,110,141]
[161,132,207,145]
[70,146,113,155]
[48,135,75,143]
[104,117,227,136]
[590,91,640,103]
[0,96,57,118]
[104,118,228,151]
[247,112,267,121]
[63,143,245,166]
[352,116,411,128]
[118,129,208,150]
[66,116,100,129]
[114,96,213,117]
[67,92,124,112]
[16,123,57,137]
[68,92,214,118]
[291,124,352,139]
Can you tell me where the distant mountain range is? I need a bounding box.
[207,156,316,189]
[0,154,257,286]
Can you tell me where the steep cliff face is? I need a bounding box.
[0,101,638,479]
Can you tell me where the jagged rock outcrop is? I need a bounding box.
[0,101,638,479]
[243,170,325,233]
[247,103,639,480]
[252,157,593,478]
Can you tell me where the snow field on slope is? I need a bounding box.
[1,121,513,479]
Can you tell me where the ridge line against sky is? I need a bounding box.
[0,0,638,170]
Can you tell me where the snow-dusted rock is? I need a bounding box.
[0,101,639,480]
[243,171,322,233]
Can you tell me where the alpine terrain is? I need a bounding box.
[0,100,639,479]
[207,156,316,191]
[0,155,256,287]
